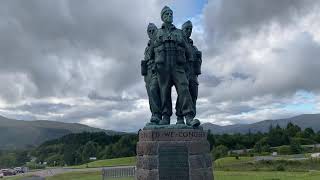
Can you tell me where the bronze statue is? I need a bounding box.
[175,20,202,126]
[141,6,201,128]
[141,23,162,125]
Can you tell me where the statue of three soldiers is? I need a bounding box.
[141,6,202,128]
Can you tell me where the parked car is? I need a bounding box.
[1,169,16,176]
[14,167,23,173]
[22,167,29,173]
[0,170,4,178]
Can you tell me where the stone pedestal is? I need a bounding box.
[136,128,214,180]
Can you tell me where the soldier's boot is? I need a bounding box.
[159,115,171,125]
[186,114,200,127]
[147,114,161,126]
[176,116,185,125]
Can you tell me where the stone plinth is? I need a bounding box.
[136,129,214,180]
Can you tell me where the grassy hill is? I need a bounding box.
[203,114,320,134]
[0,115,121,149]
[70,156,136,168]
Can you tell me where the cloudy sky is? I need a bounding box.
[0,0,320,132]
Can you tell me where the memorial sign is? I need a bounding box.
[158,145,189,180]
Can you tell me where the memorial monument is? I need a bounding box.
[137,6,214,180]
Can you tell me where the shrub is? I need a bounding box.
[275,164,285,171]
[277,145,291,155]
[212,145,229,160]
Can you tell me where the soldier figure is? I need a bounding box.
[176,20,202,125]
[151,6,200,127]
[141,23,162,125]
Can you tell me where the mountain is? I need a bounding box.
[202,114,320,134]
[0,115,121,149]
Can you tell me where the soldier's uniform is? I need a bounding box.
[176,38,202,122]
[141,39,162,124]
[151,23,195,124]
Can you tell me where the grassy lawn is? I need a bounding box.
[60,156,320,179]
[3,175,34,180]
[28,170,320,180]
[215,156,320,172]
[70,156,136,168]
[216,171,320,180]
[70,155,320,172]
[46,171,133,180]
[215,156,254,166]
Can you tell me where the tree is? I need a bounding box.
[254,137,271,153]
[0,153,16,168]
[207,132,215,151]
[286,122,301,137]
[82,141,98,162]
[15,151,30,166]
[212,145,229,160]
[290,139,302,154]
[63,144,79,165]
[303,128,315,139]
[315,131,320,143]
[268,125,290,147]
[278,145,291,155]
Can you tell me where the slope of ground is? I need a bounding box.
[203,114,320,134]
[0,115,120,149]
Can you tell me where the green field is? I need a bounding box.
[69,156,253,169]
[7,156,320,180]
[215,156,254,166]
[46,171,133,180]
[3,175,34,180]
[11,170,319,180]
[216,171,320,180]
[215,156,320,172]
[70,156,136,168]
[70,156,320,172]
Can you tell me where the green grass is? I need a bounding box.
[46,171,133,180]
[3,175,33,180]
[69,155,320,172]
[216,171,320,180]
[70,156,136,168]
[215,156,254,166]
[34,170,320,180]
[214,156,320,172]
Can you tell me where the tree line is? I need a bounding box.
[32,132,138,166]
[1,122,320,168]
[209,123,320,160]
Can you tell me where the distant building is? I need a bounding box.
[229,149,253,155]
[311,153,320,159]
[89,157,97,160]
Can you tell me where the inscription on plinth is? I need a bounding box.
[136,129,214,180]
[139,129,206,141]
[158,145,189,180]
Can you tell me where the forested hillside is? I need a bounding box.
[1,122,320,168]
[33,132,137,166]
[0,115,120,149]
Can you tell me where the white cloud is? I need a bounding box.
[0,0,320,131]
